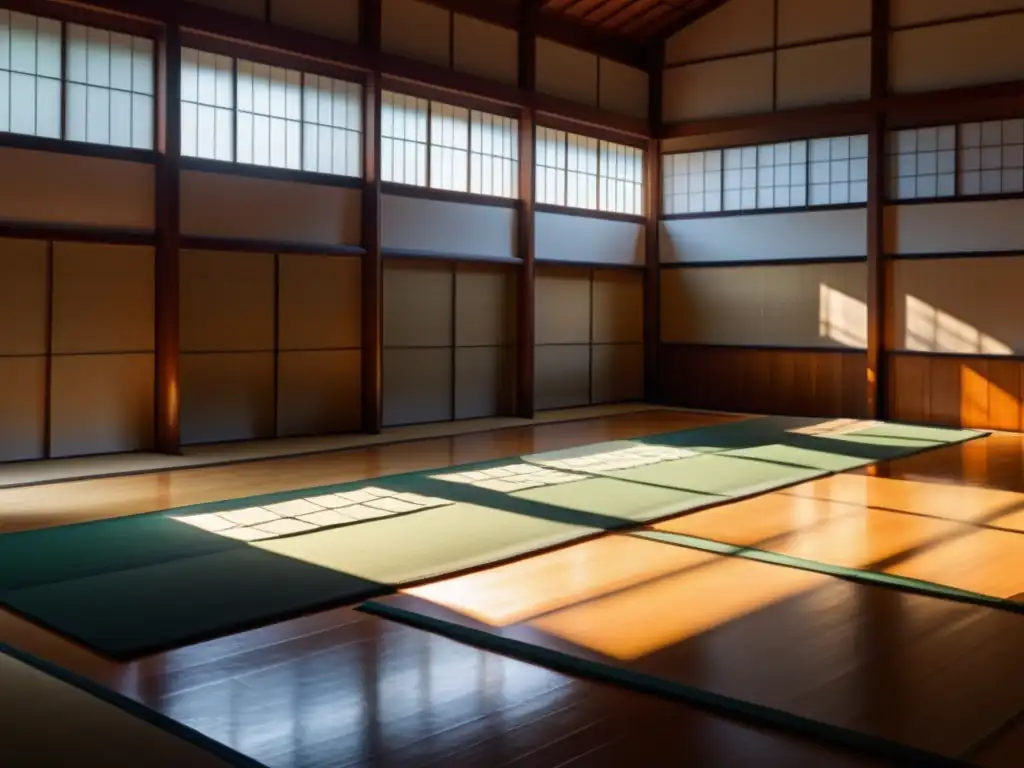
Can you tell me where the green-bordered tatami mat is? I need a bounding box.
[0,417,984,657]
[0,644,261,767]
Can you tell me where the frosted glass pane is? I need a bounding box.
[0,12,10,72]
[181,101,198,156]
[236,59,253,112]
[110,33,133,91]
[215,55,233,108]
[319,124,333,174]
[35,75,60,138]
[9,13,37,74]
[252,62,270,114]
[253,113,269,165]
[0,71,9,132]
[109,88,132,147]
[286,120,300,169]
[9,72,35,134]
[132,93,152,149]
[133,38,153,95]
[302,122,317,171]
[197,52,218,105]
[236,111,253,164]
[196,104,216,158]
[215,107,232,161]
[181,48,199,103]
[86,85,110,144]
[36,17,61,79]
[286,70,301,121]
[87,27,110,87]
[269,66,287,118]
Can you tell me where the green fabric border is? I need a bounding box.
[0,643,263,768]
[634,530,1024,616]
[359,601,973,768]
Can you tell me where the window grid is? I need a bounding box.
[599,140,642,215]
[381,90,428,186]
[429,101,469,192]
[808,135,868,206]
[723,145,758,211]
[755,141,808,209]
[470,111,517,199]
[235,59,301,171]
[959,119,1024,196]
[888,125,957,200]
[302,74,362,177]
[181,47,234,162]
[536,126,644,215]
[0,10,63,139]
[65,24,154,150]
[662,150,722,215]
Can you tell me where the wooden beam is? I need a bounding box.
[154,21,182,454]
[644,44,663,404]
[655,0,730,42]
[866,0,889,420]
[515,1,538,419]
[361,0,383,435]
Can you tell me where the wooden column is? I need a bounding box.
[361,0,383,434]
[866,0,890,420]
[643,46,663,404]
[515,3,538,419]
[155,21,182,454]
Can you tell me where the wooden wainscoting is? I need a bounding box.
[659,344,867,418]
[889,353,1024,432]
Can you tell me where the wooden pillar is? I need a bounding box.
[643,45,663,404]
[515,3,537,419]
[155,22,182,454]
[361,0,383,434]
[866,0,890,420]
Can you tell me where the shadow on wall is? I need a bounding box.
[905,296,1013,355]
[818,284,867,348]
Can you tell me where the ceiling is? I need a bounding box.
[539,0,727,42]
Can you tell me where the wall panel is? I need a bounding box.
[180,352,276,444]
[277,350,361,436]
[661,208,868,264]
[535,212,644,266]
[382,195,516,260]
[453,15,517,85]
[535,344,591,410]
[775,38,871,110]
[49,353,154,457]
[890,257,1024,354]
[885,200,1024,255]
[0,357,46,462]
[454,263,516,347]
[592,343,643,404]
[278,254,361,350]
[591,270,643,343]
[598,59,648,120]
[454,346,514,420]
[536,39,598,107]
[383,348,452,425]
[383,259,453,348]
[665,0,775,64]
[535,266,591,345]
[891,0,1024,28]
[890,14,1024,93]
[271,0,359,41]
[0,239,47,356]
[0,149,154,230]
[180,171,362,246]
[662,54,774,122]
[778,0,871,44]
[381,0,451,67]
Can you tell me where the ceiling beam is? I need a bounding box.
[656,0,731,41]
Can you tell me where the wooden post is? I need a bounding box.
[644,45,663,404]
[361,0,383,434]
[866,0,890,420]
[155,21,182,454]
[515,2,537,419]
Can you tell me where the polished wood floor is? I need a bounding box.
[2,411,1023,767]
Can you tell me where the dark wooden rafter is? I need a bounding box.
[643,43,664,403]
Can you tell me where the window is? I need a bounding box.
[959,119,1024,196]
[755,141,807,209]
[536,126,644,215]
[381,90,518,199]
[65,25,153,149]
[723,145,758,210]
[662,150,722,215]
[181,47,363,177]
[808,135,868,205]
[889,125,956,200]
[0,10,62,138]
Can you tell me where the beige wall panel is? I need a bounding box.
[660,261,868,348]
[591,343,644,404]
[776,38,872,110]
[180,250,275,352]
[536,39,598,106]
[271,0,359,41]
[591,270,643,344]
[383,348,452,426]
[892,0,1024,28]
[383,260,453,348]
[180,171,361,246]
[662,54,775,122]
[192,0,265,18]
[0,356,46,462]
[278,254,361,351]
[180,352,275,444]
[891,257,1024,354]
[598,59,649,120]
[535,266,591,345]
[277,350,362,436]
[0,238,47,355]
[51,244,154,355]
[381,0,451,67]
[453,15,517,85]
[535,344,590,410]
[778,0,871,44]
[50,353,154,457]
[661,208,868,264]
[0,149,154,230]
[535,212,644,266]
[455,263,516,347]
[382,195,516,260]
[665,0,775,64]
[890,14,1024,93]
[886,200,1024,254]
[454,346,514,420]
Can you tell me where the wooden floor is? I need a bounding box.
[1,411,1022,767]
